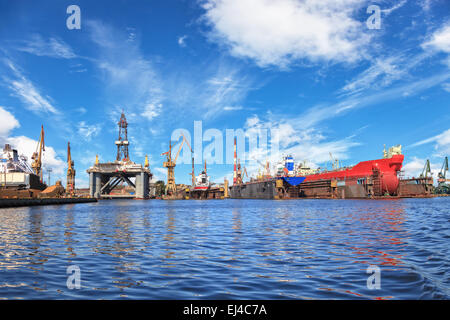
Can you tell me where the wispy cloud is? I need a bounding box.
[178,35,188,47]
[300,72,450,128]
[87,20,163,122]
[410,128,450,156]
[339,53,431,95]
[15,34,77,59]
[203,66,255,118]
[382,0,408,16]
[242,114,360,177]
[2,59,59,114]
[78,121,102,141]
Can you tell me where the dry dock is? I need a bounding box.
[0,197,97,208]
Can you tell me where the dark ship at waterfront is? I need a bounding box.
[229,145,434,200]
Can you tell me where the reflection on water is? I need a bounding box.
[0,198,448,299]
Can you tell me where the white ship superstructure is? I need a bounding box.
[0,144,33,174]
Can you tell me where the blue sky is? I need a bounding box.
[0,0,449,187]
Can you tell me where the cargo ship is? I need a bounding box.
[193,169,211,191]
[230,155,306,199]
[0,144,46,191]
[229,145,417,199]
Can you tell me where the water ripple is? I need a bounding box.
[0,198,449,299]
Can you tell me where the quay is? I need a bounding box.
[0,197,97,209]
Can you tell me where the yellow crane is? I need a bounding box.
[161,134,193,195]
[31,125,45,182]
[66,142,76,196]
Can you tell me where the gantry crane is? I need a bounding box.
[66,142,76,195]
[31,125,45,182]
[161,134,193,195]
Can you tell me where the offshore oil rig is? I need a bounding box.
[87,112,152,199]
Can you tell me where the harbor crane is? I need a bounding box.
[420,159,432,178]
[436,156,449,194]
[67,142,76,196]
[31,125,45,182]
[161,134,193,195]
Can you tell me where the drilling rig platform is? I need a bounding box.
[87,112,152,199]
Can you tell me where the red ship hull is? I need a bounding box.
[303,154,404,195]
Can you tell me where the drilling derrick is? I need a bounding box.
[115,112,129,162]
[67,142,76,195]
[31,125,45,182]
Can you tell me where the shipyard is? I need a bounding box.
[1,111,448,207]
[1,0,450,306]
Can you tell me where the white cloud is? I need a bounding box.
[6,136,66,176]
[87,20,164,121]
[203,66,255,118]
[153,167,167,181]
[242,114,359,177]
[16,34,77,59]
[341,55,407,95]
[3,60,59,114]
[382,0,407,16]
[0,106,20,137]
[142,103,162,120]
[78,121,101,141]
[201,0,370,68]
[410,128,450,156]
[223,105,243,111]
[402,157,440,180]
[302,72,450,127]
[178,35,188,47]
[76,107,87,114]
[422,22,450,53]
[0,109,65,177]
[442,83,450,92]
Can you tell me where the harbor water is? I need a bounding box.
[0,198,448,299]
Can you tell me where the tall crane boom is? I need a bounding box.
[161,134,193,195]
[438,156,448,180]
[67,141,76,195]
[420,159,432,178]
[31,125,45,182]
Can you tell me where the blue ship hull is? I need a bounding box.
[280,176,306,186]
